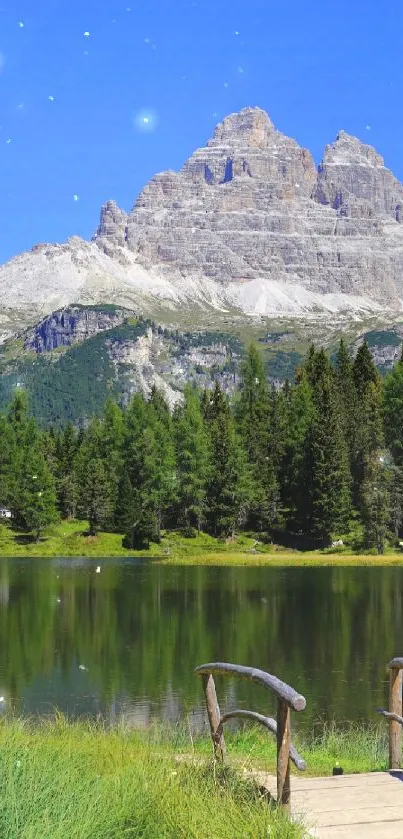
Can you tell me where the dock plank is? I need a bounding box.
[255,771,403,839]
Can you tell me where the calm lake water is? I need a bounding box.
[0,558,400,732]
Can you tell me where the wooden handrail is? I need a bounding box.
[220,710,307,771]
[377,659,403,769]
[195,662,306,712]
[195,661,307,810]
[377,709,403,727]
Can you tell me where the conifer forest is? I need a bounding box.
[1,339,403,554]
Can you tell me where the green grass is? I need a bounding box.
[2,520,403,564]
[191,721,389,777]
[0,718,301,839]
[0,717,391,838]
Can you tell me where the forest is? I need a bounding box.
[1,338,403,553]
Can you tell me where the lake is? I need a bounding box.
[0,558,400,732]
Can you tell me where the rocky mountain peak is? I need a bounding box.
[324,130,386,169]
[314,129,403,221]
[208,106,274,149]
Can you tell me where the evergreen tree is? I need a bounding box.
[99,400,124,527]
[334,338,356,460]
[148,402,177,537]
[56,422,79,518]
[353,341,379,395]
[123,393,149,488]
[0,415,18,510]
[18,447,58,540]
[236,344,279,532]
[281,370,314,531]
[360,454,391,554]
[301,350,351,545]
[352,344,384,517]
[174,387,209,531]
[75,421,113,534]
[204,383,245,537]
[384,357,403,467]
[77,457,112,536]
[128,426,160,548]
[114,468,135,535]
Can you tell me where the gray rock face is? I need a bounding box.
[314,131,403,221]
[93,107,403,312]
[24,306,126,353]
[93,201,128,257]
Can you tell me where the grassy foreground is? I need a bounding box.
[1,519,403,564]
[0,718,391,838]
[0,718,301,839]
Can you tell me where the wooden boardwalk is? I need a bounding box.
[257,770,403,838]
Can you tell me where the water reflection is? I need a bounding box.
[0,559,400,730]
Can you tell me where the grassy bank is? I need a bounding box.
[191,720,389,777]
[0,718,391,837]
[1,519,403,564]
[0,718,300,839]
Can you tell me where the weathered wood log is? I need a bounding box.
[377,709,403,726]
[201,673,226,762]
[277,699,291,809]
[389,667,403,770]
[220,709,306,771]
[387,658,403,670]
[195,662,306,712]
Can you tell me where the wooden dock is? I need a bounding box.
[195,659,403,836]
[256,770,403,838]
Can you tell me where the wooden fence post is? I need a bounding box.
[277,698,291,809]
[389,666,403,769]
[202,673,226,762]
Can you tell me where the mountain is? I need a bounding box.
[2,302,403,427]
[0,305,244,424]
[2,106,403,344]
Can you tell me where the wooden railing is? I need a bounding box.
[378,657,403,769]
[195,662,307,809]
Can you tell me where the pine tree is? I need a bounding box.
[129,427,160,548]
[352,343,384,517]
[236,344,279,533]
[301,349,351,545]
[334,338,356,460]
[78,457,112,536]
[99,400,124,527]
[174,386,209,532]
[114,468,134,535]
[19,447,58,541]
[360,455,391,554]
[0,415,18,510]
[383,357,403,467]
[353,341,379,396]
[204,383,244,537]
[281,370,314,532]
[74,421,113,535]
[148,402,177,537]
[56,422,79,518]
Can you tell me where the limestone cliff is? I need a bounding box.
[24,305,127,353]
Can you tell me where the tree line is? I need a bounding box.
[1,338,403,552]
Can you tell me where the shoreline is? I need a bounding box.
[1,520,403,565]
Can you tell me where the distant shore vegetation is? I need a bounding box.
[1,338,403,556]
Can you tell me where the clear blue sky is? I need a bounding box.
[1,0,402,263]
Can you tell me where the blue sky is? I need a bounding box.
[0,0,402,263]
